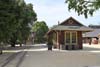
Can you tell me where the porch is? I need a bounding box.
[52,31,82,50]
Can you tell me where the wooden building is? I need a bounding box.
[83,25,100,44]
[46,17,92,50]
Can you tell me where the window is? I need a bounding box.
[66,32,70,43]
[65,31,77,45]
[72,32,77,43]
[68,20,74,24]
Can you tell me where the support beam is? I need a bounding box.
[57,31,59,49]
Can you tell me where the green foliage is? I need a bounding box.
[32,21,49,43]
[0,0,18,43]
[65,0,100,18]
[0,0,37,47]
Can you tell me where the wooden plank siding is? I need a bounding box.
[77,31,83,49]
[60,18,83,26]
[53,31,83,50]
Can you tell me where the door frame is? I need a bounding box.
[65,31,77,45]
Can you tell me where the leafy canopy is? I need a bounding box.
[65,0,100,18]
[32,21,49,43]
[0,0,37,47]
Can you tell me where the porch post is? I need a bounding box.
[57,31,59,49]
[64,31,66,46]
[59,31,61,50]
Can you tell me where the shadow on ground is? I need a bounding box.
[2,44,100,52]
[2,44,47,51]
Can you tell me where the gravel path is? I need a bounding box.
[19,44,100,67]
[1,44,100,67]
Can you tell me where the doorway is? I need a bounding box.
[65,31,77,49]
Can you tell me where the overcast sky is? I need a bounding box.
[24,0,100,27]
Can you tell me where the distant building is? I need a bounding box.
[46,17,92,50]
[83,25,100,44]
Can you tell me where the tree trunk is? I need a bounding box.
[0,45,3,54]
[20,43,22,47]
[11,42,16,47]
[0,43,3,54]
[0,50,2,55]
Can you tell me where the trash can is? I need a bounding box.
[47,42,53,50]
[48,44,52,50]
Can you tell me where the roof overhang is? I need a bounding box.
[46,25,93,36]
[52,25,93,32]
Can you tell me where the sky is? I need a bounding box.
[24,0,100,27]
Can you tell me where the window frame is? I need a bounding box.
[65,31,77,45]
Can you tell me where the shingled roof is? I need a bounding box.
[83,25,100,38]
[51,25,92,32]
[46,17,93,35]
[83,29,100,38]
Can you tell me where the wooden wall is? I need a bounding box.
[77,31,83,49]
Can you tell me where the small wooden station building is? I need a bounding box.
[46,17,92,50]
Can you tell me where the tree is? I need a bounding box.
[32,21,49,43]
[0,0,20,49]
[0,0,18,53]
[9,0,37,47]
[65,0,100,18]
[0,0,37,48]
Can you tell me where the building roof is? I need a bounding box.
[89,25,100,29]
[60,17,84,26]
[51,25,93,32]
[83,25,100,38]
[46,17,93,35]
[83,29,100,38]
